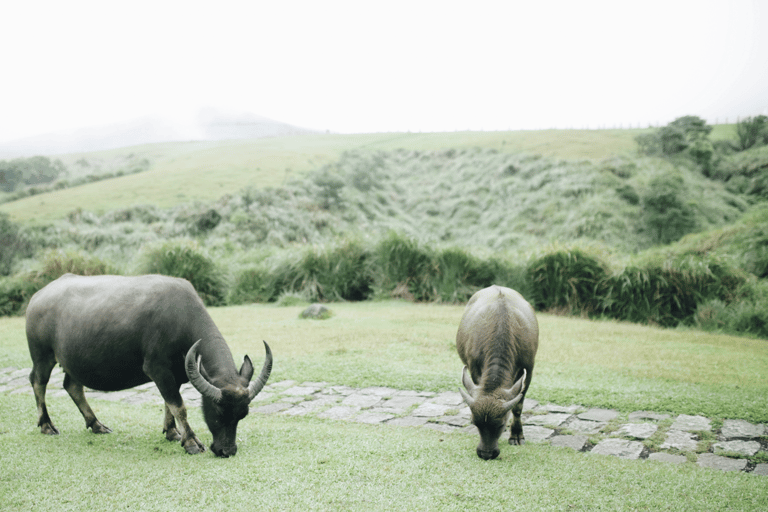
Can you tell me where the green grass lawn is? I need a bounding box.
[1,301,766,510]
[1,394,766,512]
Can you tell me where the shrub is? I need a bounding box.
[36,249,113,283]
[0,274,41,316]
[372,232,436,301]
[136,240,226,306]
[0,213,34,276]
[527,248,608,314]
[287,239,373,302]
[601,255,746,327]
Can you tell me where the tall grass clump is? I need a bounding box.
[695,278,768,338]
[0,249,113,316]
[136,240,226,306]
[281,239,373,302]
[602,255,747,327]
[229,239,373,304]
[527,248,608,314]
[372,231,437,301]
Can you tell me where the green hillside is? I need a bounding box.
[1,129,648,224]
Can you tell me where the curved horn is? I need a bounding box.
[185,340,223,404]
[459,366,477,407]
[501,369,527,413]
[247,341,273,402]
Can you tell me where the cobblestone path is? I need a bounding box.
[2,365,766,476]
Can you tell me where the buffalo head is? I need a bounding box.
[185,340,272,457]
[460,367,526,460]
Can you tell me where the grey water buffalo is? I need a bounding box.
[26,273,272,457]
[456,285,538,460]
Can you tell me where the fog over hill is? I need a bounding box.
[0,109,315,158]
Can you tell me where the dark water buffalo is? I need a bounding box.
[456,285,538,460]
[26,274,272,457]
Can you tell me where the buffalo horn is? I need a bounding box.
[247,341,273,402]
[459,366,477,407]
[185,340,223,403]
[501,369,527,413]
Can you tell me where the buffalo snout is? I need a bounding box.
[211,442,237,458]
[477,445,500,460]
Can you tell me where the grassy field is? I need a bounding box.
[1,301,766,511]
[0,128,655,224]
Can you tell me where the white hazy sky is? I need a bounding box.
[2,0,767,143]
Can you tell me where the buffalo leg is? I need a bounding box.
[145,364,205,454]
[29,356,58,435]
[163,404,182,441]
[508,396,527,445]
[63,373,112,433]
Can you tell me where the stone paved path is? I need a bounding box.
[2,366,766,476]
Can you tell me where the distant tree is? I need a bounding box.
[636,115,713,157]
[0,213,33,275]
[642,173,697,244]
[735,115,768,151]
[0,156,64,192]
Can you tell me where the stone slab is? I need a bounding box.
[591,439,645,459]
[629,411,671,422]
[648,452,687,464]
[98,390,138,402]
[412,403,453,418]
[523,425,555,443]
[522,399,539,412]
[358,386,398,397]
[720,419,766,440]
[525,413,571,427]
[441,415,471,427]
[342,393,383,408]
[566,419,607,435]
[697,453,747,472]
[670,414,711,432]
[619,423,658,440]
[753,464,768,476]
[253,402,293,414]
[578,408,619,422]
[550,435,589,451]
[282,386,320,396]
[660,430,698,451]
[542,404,581,414]
[713,440,761,457]
[383,396,427,409]
[431,391,463,406]
[317,406,360,420]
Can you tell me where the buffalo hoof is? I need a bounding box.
[164,427,182,442]
[509,436,525,446]
[90,420,112,434]
[40,422,60,435]
[182,436,206,455]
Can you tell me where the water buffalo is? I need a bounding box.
[26,273,272,457]
[456,285,538,460]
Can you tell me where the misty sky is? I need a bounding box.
[2,0,767,144]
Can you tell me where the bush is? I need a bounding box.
[601,255,746,327]
[0,213,34,276]
[136,240,226,306]
[696,279,768,338]
[0,274,42,316]
[36,249,113,283]
[372,232,436,301]
[527,248,608,314]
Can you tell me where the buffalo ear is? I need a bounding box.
[240,355,255,381]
